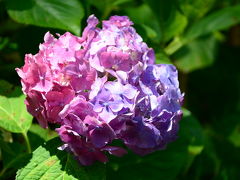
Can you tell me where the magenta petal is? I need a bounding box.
[44,32,55,43]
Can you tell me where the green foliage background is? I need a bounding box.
[0,0,240,179]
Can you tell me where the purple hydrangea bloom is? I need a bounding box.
[91,81,138,122]
[115,63,184,155]
[16,15,184,165]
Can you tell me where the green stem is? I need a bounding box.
[165,36,186,55]
[22,132,31,153]
[183,154,196,175]
[0,168,6,177]
[0,167,6,177]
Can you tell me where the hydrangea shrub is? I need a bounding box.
[16,15,184,165]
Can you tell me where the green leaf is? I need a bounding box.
[107,109,204,180]
[89,0,132,10]
[173,35,218,72]
[228,125,240,147]
[181,108,205,149]
[0,80,22,97]
[88,0,113,11]
[16,138,106,180]
[0,37,9,50]
[178,0,216,20]
[155,50,172,64]
[0,134,31,179]
[166,5,240,55]
[29,124,57,141]
[6,0,84,35]
[0,128,13,143]
[27,124,58,151]
[112,0,133,6]
[0,94,32,133]
[0,80,13,96]
[184,5,240,41]
[163,10,188,42]
[144,0,188,42]
[0,152,30,179]
[125,4,162,42]
[188,145,204,155]
[28,123,58,150]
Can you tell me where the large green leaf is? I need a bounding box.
[184,5,240,41]
[107,109,205,180]
[166,5,240,55]
[144,0,188,42]
[0,94,32,133]
[174,34,218,73]
[163,10,188,42]
[6,0,84,35]
[16,138,106,180]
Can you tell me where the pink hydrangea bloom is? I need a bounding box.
[16,15,183,165]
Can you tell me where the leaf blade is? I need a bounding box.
[0,94,32,133]
[184,5,240,41]
[16,138,106,180]
[6,0,84,35]
[174,35,218,72]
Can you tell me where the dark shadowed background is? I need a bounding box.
[0,0,240,179]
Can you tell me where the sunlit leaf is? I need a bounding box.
[174,35,218,72]
[6,0,84,35]
[155,51,172,64]
[184,5,240,40]
[0,94,32,133]
[16,138,106,180]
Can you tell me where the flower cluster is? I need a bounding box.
[16,15,184,165]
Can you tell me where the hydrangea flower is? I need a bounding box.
[16,15,184,165]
